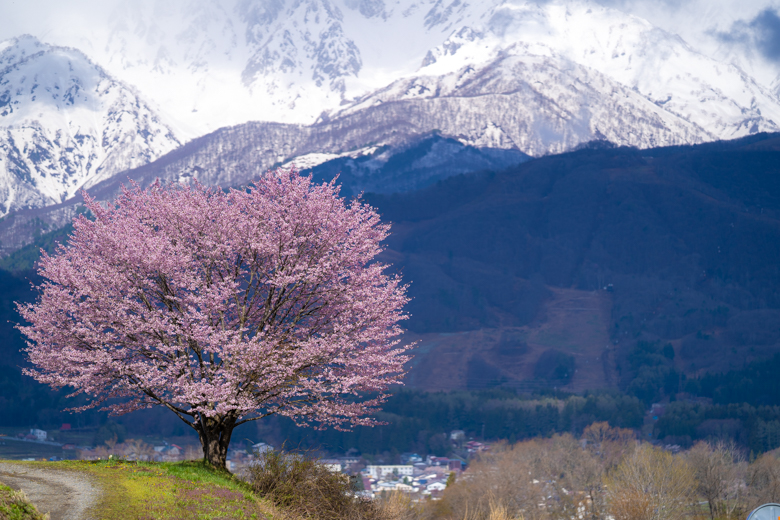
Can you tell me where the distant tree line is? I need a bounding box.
[691,353,780,407]
[257,389,645,458]
[655,401,780,455]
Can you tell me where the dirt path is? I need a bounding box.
[0,462,99,520]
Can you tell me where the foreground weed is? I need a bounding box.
[0,483,49,520]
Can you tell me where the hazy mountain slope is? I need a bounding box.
[0,36,180,216]
[301,134,531,198]
[2,133,779,396]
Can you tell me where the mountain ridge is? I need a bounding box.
[3,1,780,251]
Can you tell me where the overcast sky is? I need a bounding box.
[1,0,778,48]
[606,0,780,60]
[2,0,780,74]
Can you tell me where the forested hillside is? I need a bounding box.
[362,133,780,396]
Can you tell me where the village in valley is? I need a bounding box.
[0,425,491,500]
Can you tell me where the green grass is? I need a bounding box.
[0,483,48,520]
[1,459,290,520]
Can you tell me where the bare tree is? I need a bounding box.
[686,441,746,520]
[745,452,780,512]
[583,421,636,470]
[542,434,602,520]
[125,438,155,461]
[580,422,638,520]
[436,440,547,520]
[606,443,696,520]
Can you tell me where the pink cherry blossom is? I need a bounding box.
[17,168,412,468]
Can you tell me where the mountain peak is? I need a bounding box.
[0,36,180,215]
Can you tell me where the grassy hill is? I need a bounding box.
[0,459,285,519]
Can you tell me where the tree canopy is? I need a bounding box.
[18,169,411,468]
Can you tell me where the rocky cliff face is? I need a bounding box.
[0,36,180,216]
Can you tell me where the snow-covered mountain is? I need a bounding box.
[427,2,780,141]
[331,44,715,156]
[0,35,180,215]
[13,0,780,141]
[3,0,780,243]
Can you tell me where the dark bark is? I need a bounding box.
[194,413,237,470]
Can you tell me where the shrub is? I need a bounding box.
[247,449,381,520]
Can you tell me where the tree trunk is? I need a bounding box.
[195,414,237,470]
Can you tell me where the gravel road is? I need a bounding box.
[0,462,99,520]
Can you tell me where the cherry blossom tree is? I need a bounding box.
[17,168,411,469]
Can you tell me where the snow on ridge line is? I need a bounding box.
[282,146,380,171]
[3,0,780,218]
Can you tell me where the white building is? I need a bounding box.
[320,459,343,473]
[427,481,447,492]
[29,429,47,441]
[365,465,414,479]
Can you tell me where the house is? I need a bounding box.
[365,465,414,479]
[400,452,422,464]
[427,481,447,492]
[650,403,667,421]
[394,482,414,492]
[426,455,449,466]
[465,441,490,453]
[420,466,450,476]
[374,481,398,492]
[29,429,47,441]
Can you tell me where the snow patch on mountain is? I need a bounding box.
[283,145,379,170]
[0,35,180,215]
